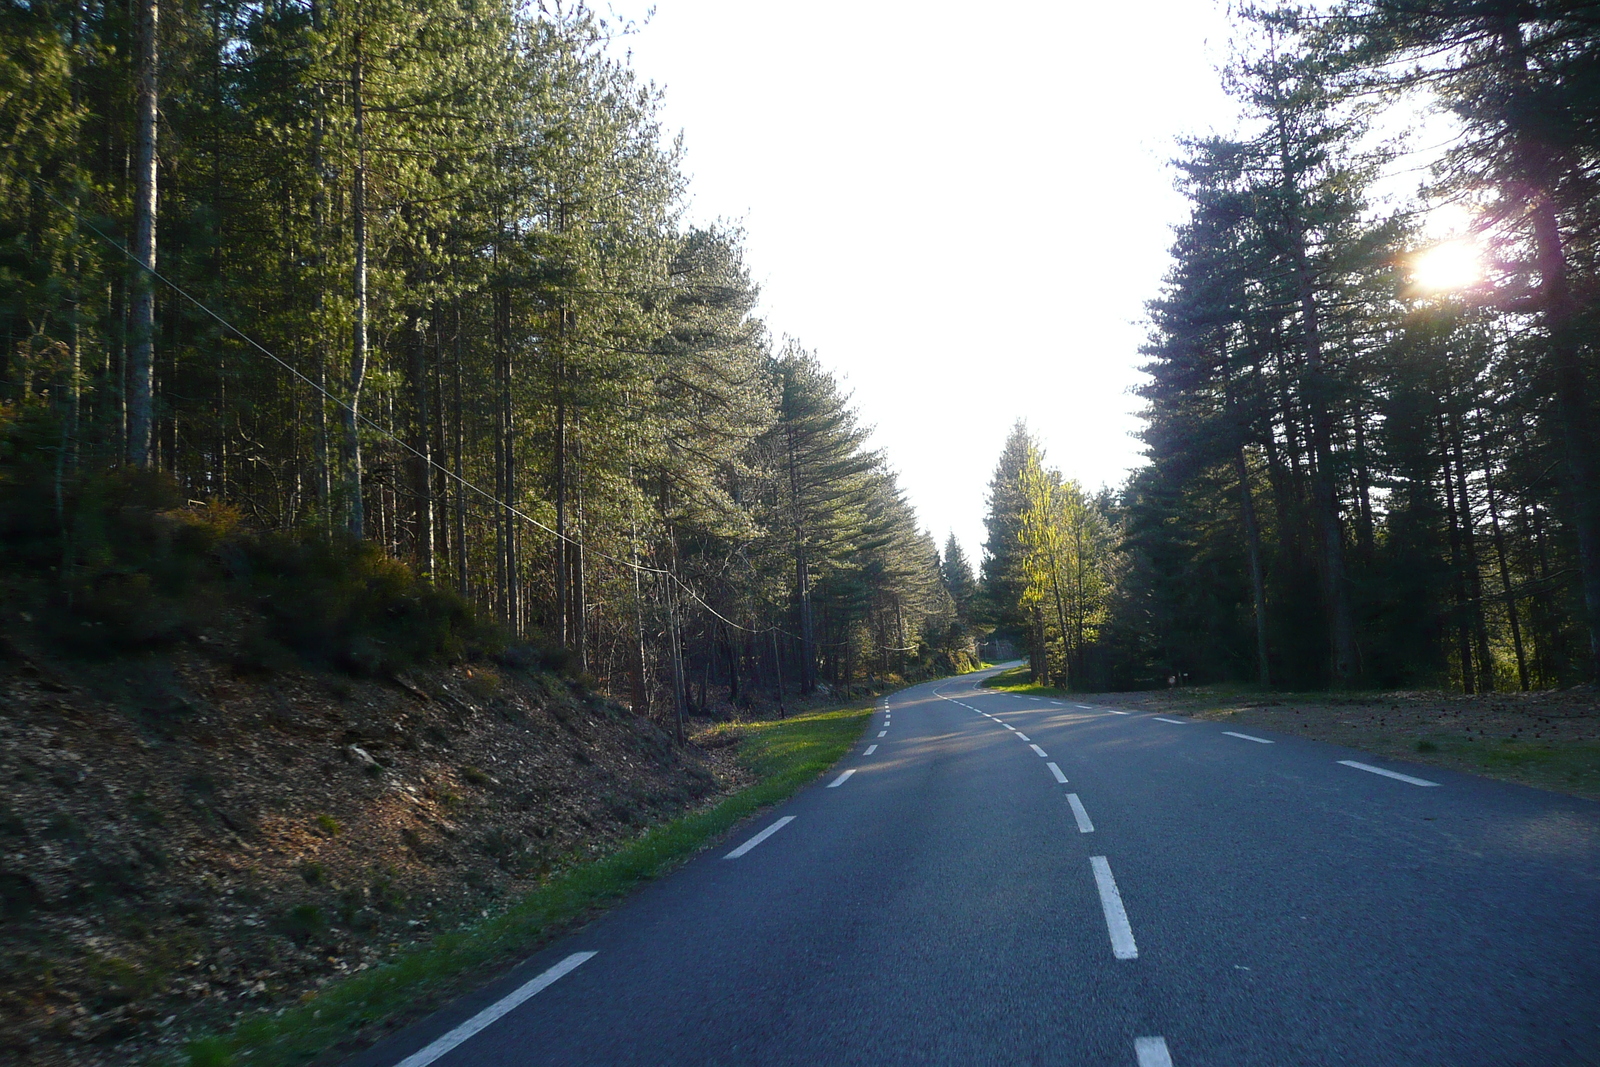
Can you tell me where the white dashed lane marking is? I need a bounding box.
[1223,731,1274,744]
[1029,744,1048,758]
[1067,793,1094,833]
[1135,1036,1174,1067]
[1153,717,1188,725]
[1015,732,1031,741]
[827,769,856,788]
[877,730,888,738]
[1090,856,1138,960]
[1047,762,1069,784]
[393,952,595,1067]
[1338,760,1439,787]
[863,744,877,755]
[724,816,795,859]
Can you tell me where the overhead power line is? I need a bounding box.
[33,179,923,657]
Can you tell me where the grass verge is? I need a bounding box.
[1408,738,1600,798]
[175,703,872,1067]
[980,668,1600,800]
[981,665,1058,696]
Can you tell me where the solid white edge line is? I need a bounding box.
[1029,744,1048,757]
[393,952,596,1067]
[724,815,796,859]
[1223,730,1274,744]
[1338,760,1440,787]
[1134,1036,1174,1067]
[1067,793,1095,833]
[864,744,877,755]
[827,768,856,788]
[1153,717,1188,725]
[1090,856,1138,960]
[1047,762,1068,784]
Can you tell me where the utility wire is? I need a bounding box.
[35,180,922,656]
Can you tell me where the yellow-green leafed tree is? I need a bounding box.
[1017,445,1112,688]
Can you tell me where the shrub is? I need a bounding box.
[0,447,503,672]
[276,904,325,943]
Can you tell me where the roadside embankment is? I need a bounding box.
[175,703,872,1067]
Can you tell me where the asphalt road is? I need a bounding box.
[351,667,1600,1066]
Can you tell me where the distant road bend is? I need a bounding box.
[354,667,1600,1066]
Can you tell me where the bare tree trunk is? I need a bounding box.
[1029,607,1047,684]
[554,354,568,647]
[343,30,368,539]
[573,414,587,671]
[1482,432,1529,691]
[894,601,906,676]
[667,577,686,743]
[501,297,518,631]
[631,531,649,716]
[1450,413,1494,692]
[771,628,786,719]
[452,300,467,597]
[409,316,434,577]
[127,0,159,468]
[1441,416,1475,694]
[1046,549,1071,687]
[1499,18,1600,679]
[1277,110,1356,684]
[430,318,447,572]
[310,59,331,538]
[492,293,507,619]
[1236,448,1272,687]
[785,424,817,693]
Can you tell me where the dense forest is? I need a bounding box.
[0,1,975,719]
[4,0,1596,707]
[979,2,1600,693]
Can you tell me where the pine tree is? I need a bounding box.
[940,533,977,619]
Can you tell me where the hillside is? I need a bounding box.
[0,540,747,1067]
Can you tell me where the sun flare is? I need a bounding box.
[1410,239,1483,293]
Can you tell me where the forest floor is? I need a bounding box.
[0,615,877,1067]
[983,669,1600,801]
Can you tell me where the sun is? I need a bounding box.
[1410,239,1483,293]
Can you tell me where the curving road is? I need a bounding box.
[351,666,1600,1066]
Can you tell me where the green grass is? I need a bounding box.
[1423,738,1600,799]
[171,703,872,1067]
[980,665,1061,696]
[978,667,1600,799]
[980,670,1386,709]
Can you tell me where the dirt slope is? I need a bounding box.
[0,636,743,1067]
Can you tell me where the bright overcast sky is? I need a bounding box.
[608,0,1242,564]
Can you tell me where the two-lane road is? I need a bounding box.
[354,668,1600,1066]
